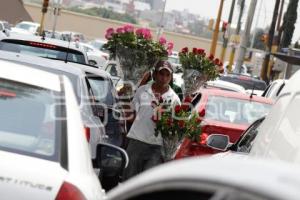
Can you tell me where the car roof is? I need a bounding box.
[199,88,273,104]
[1,33,84,52]
[0,58,61,91]
[108,156,300,200]
[0,50,84,77]
[206,79,246,93]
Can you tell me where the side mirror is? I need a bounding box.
[94,143,128,191]
[94,142,128,170]
[206,134,231,151]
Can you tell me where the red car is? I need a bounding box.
[175,88,273,159]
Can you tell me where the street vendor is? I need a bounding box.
[123,60,180,181]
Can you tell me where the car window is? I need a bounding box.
[220,75,267,90]
[86,75,115,105]
[0,40,86,64]
[204,96,271,125]
[0,78,62,161]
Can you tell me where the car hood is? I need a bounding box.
[0,150,67,200]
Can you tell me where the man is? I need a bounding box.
[123,60,180,180]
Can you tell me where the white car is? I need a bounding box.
[0,33,88,64]
[205,79,246,93]
[0,59,128,199]
[261,79,288,100]
[108,156,300,200]
[249,69,300,163]
[0,59,102,199]
[80,42,108,68]
[11,21,40,35]
[89,38,108,52]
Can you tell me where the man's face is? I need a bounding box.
[155,69,172,87]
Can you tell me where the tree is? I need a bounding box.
[280,0,299,48]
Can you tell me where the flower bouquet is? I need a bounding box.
[179,47,223,95]
[152,97,202,161]
[103,25,173,84]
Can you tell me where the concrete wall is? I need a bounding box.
[24,3,231,61]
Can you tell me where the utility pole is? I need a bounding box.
[260,0,281,82]
[210,0,225,56]
[39,0,49,35]
[228,0,245,69]
[220,0,236,62]
[52,0,62,38]
[277,0,285,49]
[235,0,257,73]
[157,0,167,40]
[250,0,263,48]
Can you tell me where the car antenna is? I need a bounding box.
[250,83,255,99]
[65,33,72,63]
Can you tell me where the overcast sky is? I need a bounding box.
[166,0,300,42]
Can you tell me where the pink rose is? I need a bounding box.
[105,28,114,39]
[135,28,143,36]
[124,24,134,33]
[106,28,114,35]
[159,36,167,45]
[116,27,124,34]
[143,28,152,40]
[167,42,174,50]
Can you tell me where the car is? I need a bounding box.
[11,21,40,35]
[248,69,300,163]
[66,62,128,148]
[219,73,267,94]
[0,50,104,160]
[206,116,266,154]
[0,59,128,199]
[107,156,300,200]
[0,33,88,64]
[89,38,108,52]
[60,31,86,42]
[80,42,109,68]
[261,79,288,100]
[104,60,125,91]
[203,79,246,93]
[175,88,273,159]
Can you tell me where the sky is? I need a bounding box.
[165,0,300,42]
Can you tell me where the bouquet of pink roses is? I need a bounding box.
[103,25,174,83]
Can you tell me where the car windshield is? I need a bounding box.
[87,75,115,105]
[0,40,86,64]
[204,95,271,125]
[15,23,37,31]
[0,78,62,161]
